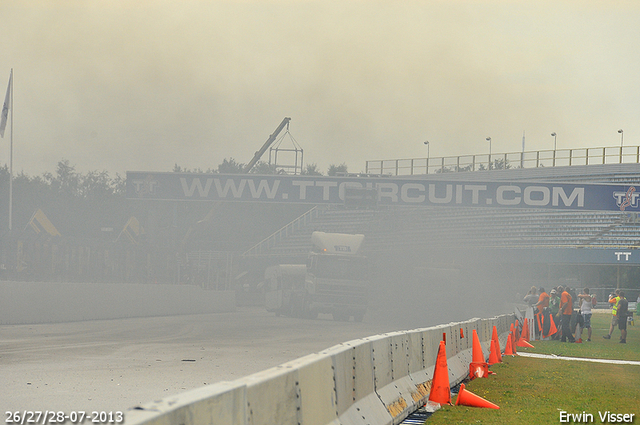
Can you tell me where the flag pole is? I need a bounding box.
[521,130,525,169]
[9,68,13,231]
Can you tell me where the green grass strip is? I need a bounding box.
[520,312,640,361]
[426,313,639,424]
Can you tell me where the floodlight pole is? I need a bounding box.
[618,129,624,163]
[486,137,492,169]
[551,132,557,167]
[424,141,429,174]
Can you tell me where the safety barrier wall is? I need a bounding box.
[0,281,236,325]
[126,313,515,425]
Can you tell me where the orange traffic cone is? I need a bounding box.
[488,338,501,365]
[460,328,464,339]
[517,319,535,346]
[521,318,530,342]
[491,326,503,363]
[471,329,484,363]
[511,331,517,354]
[546,314,558,338]
[491,325,499,342]
[516,337,534,348]
[455,384,500,409]
[428,340,451,405]
[503,333,515,356]
[469,329,489,379]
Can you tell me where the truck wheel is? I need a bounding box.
[333,311,348,321]
[291,295,305,318]
[305,308,319,320]
[301,298,318,319]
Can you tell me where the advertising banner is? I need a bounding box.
[126,172,639,212]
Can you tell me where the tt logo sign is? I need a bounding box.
[132,176,159,197]
[614,252,632,261]
[613,187,639,211]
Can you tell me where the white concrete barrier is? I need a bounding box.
[318,343,354,418]
[0,281,236,324]
[241,365,300,425]
[293,354,338,425]
[334,338,391,425]
[126,314,515,425]
[126,381,246,425]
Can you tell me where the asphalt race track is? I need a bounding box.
[1,307,404,413]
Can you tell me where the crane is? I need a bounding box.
[242,117,291,173]
[178,117,293,254]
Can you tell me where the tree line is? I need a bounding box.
[0,159,348,239]
[172,158,348,176]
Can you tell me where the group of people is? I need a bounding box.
[522,285,623,343]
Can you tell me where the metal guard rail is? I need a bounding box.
[366,145,640,176]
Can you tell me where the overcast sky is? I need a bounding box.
[1,0,639,177]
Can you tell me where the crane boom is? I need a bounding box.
[242,117,291,173]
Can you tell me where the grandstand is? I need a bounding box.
[241,163,640,260]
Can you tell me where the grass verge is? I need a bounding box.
[425,313,639,424]
[518,312,640,361]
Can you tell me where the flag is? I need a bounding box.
[0,70,11,138]
[25,209,62,237]
[117,216,145,244]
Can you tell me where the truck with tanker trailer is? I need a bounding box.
[263,231,369,321]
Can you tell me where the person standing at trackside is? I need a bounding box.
[523,286,538,307]
[576,288,593,342]
[616,291,628,344]
[568,287,579,335]
[603,290,621,340]
[549,289,561,340]
[523,286,539,336]
[534,287,550,339]
[549,289,560,314]
[559,286,575,343]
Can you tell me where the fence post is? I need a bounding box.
[620,146,623,164]
[569,149,573,166]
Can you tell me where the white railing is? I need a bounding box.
[366,146,640,176]
[241,206,321,257]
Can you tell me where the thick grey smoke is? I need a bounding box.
[1,1,639,176]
